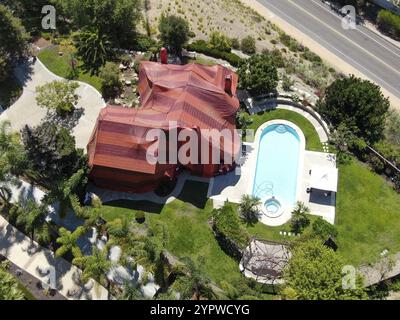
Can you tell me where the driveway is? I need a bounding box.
[0,58,106,149]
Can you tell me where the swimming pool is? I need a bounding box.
[252,123,301,214]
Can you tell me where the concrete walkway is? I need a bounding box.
[0,214,108,300]
[0,58,106,149]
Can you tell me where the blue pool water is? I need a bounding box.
[252,124,301,207]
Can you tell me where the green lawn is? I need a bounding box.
[336,159,400,266]
[102,181,243,285]
[245,214,318,242]
[38,46,102,92]
[248,109,324,152]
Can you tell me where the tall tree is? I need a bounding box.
[73,247,114,299]
[43,169,88,217]
[21,121,86,188]
[0,4,29,82]
[0,121,24,206]
[238,53,278,96]
[55,226,85,258]
[56,0,141,48]
[35,80,80,116]
[158,14,190,55]
[13,199,51,245]
[283,239,368,300]
[317,75,390,143]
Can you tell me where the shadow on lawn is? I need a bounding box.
[103,180,210,215]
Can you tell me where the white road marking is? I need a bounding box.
[261,0,400,97]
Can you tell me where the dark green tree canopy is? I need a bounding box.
[317,75,390,143]
[55,0,141,48]
[73,29,113,74]
[0,4,29,81]
[238,53,278,96]
[283,239,367,300]
[158,14,190,55]
[21,121,86,187]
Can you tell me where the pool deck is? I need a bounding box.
[210,121,337,226]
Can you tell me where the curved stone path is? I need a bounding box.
[0,58,106,149]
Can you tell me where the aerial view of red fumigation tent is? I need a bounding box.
[87,61,240,193]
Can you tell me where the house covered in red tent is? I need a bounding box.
[87,60,240,193]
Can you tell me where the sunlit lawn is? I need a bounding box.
[336,159,400,266]
[38,46,102,91]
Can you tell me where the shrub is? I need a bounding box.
[238,53,278,95]
[211,202,250,259]
[311,217,338,239]
[134,34,158,51]
[230,37,240,50]
[301,48,322,65]
[100,62,123,100]
[35,80,80,116]
[279,33,301,52]
[209,31,232,52]
[240,36,256,55]
[186,40,243,67]
[135,211,145,223]
[377,9,400,39]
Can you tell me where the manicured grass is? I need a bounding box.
[102,181,243,285]
[248,109,324,152]
[336,159,400,266]
[38,46,102,92]
[245,214,318,243]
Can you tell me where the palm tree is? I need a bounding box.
[73,247,114,299]
[43,169,87,218]
[0,121,23,207]
[238,194,261,225]
[14,199,51,245]
[172,257,216,300]
[55,226,85,259]
[106,217,130,244]
[73,28,113,75]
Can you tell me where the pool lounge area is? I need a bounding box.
[209,118,337,226]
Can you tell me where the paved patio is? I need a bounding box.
[209,113,337,226]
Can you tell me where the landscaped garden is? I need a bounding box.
[38,45,102,91]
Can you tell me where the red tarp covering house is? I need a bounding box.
[87,61,240,193]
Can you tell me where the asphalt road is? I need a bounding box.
[258,0,400,99]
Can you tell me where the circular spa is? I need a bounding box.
[252,122,304,226]
[262,197,284,218]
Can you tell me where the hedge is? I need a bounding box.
[210,203,250,260]
[377,9,400,39]
[186,40,243,67]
